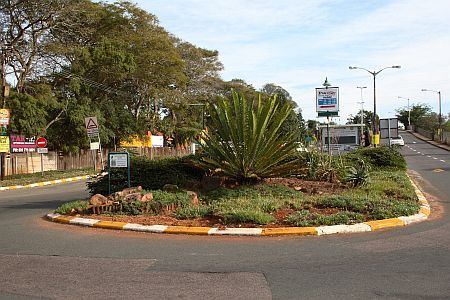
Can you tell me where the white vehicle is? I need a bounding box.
[390,135,405,146]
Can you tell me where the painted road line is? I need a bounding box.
[433,157,438,160]
[427,155,432,158]
[54,215,76,224]
[440,160,446,163]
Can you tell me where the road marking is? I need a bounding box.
[433,157,438,160]
[433,169,445,173]
[427,155,431,158]
[417,152,421,154]
[440,160,446,163]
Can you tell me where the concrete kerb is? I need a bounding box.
[0,172,107,191]
[46,176,430,237]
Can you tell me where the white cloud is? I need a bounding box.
[137,0,450,121]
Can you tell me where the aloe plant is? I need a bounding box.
[200,90,301,182]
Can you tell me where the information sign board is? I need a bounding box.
[316,87,339,113]
[0,136,10,153]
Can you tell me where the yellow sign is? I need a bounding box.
[0,136,10,153]
[120,135,151,147]
[0,109,10,125]
[372,134,380,145]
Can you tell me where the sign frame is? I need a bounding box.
[108,152,131,194]
[316,87,339,114]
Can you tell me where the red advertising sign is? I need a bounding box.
[10,135,36,153]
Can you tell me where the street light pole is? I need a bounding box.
[398,96,411,129]
[421,89,442,142]
[357,86,366,146]
[349,65,401,147]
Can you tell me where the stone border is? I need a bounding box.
[46,177,430,237]
[0,172,107,191]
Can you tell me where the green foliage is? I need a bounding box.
[287,210,365,226]
[200,90,302,182]
[345,146,406,170]
[174,206,213,219]
[54,200,89,214]
[87,155,205,195]
[395,103,431,127]
[221,210,275,225]
[344,159,370,187]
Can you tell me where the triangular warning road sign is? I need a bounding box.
[86,118,98,129]
[85,117,98,130]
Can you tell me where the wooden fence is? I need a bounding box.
[4,146,193,176]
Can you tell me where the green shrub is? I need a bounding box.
[174,206,213,219]
[87,155,205,195]
[344,159,370,187]
[221,210,275,225]
[345,146,406,170]
[200,90,303,182]
[54,200,89,214]
[287,210,365,226]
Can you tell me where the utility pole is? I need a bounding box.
[1,46,7,180]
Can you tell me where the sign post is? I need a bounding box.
[85,116,104,171]
[316,78,339,156]
[0,109,10,180]
[36,137,47,176]
[108,152,130,195]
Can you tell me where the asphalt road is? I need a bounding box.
[0,134,449,299]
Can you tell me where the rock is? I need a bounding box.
[294,186,302,191]
[123,192,142,203]
[122,186,142,196]
[141,192,153,202]
[187,191,199,206]
[90,194,108,206]
[163,184,179,192]
[294,186,308,193]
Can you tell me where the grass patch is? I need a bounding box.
[54,200,89,214]
[1,168,95,187]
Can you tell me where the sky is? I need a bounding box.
[133,0,450,124]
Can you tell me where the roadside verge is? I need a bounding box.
[46,177,431,237]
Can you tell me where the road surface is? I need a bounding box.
[0,132,449,299]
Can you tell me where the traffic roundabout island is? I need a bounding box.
[46,179,431,237]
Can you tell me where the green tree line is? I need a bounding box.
[0,0,306,152]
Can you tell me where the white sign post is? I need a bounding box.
[85,116,104,170]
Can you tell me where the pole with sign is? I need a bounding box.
[36,137,47,176]
[85,116,104,171]
[316,78,339,156]
[108,152,130,195]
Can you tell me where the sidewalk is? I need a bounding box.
[407,130,450,151]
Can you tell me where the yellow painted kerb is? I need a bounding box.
[365,218,405,230]
[262,227,317,236]
[165,226,211,235]
[55,215,76,223]
[93,221,127,230]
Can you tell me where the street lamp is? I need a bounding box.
[349,65,401,146]
[421,89,442,142]
[357,86,366,145]
[397,96,412,129]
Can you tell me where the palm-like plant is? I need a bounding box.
[200,90,301,182]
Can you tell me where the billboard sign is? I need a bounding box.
[0,136,10,153]
[316,87,339,113]
[0,109,10,125]
[10,135,36,153]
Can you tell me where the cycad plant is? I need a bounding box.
[200,90,301,183]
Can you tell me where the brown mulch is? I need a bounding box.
[77,178,348,228]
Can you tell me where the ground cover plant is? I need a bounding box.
[58,148,420,227]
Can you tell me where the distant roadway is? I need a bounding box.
[0,131,449,299]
